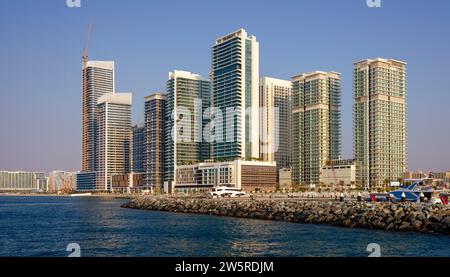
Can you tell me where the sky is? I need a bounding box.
[0,0,449,173]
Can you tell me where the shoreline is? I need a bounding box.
[122,197,450,235]
[0,193,134,199]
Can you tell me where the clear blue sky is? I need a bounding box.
[0,0,449,173]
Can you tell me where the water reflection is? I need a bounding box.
[0,196,449,257]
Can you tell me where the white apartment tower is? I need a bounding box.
[259,77,292,169]
[82,61,115,172]
[96,93,132,190]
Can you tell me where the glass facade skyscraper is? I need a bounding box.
[292,71,341,187]
[211,29,259,161]
[132,124,145,173]
[353,58,407,189]
[164,71,211,186]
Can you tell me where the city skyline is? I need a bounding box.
[1,0,450,172]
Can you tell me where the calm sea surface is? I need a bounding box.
[0,196,449,257]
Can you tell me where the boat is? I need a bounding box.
[368,180,436,202]
[69,193,93,197]
[210,186,251,198]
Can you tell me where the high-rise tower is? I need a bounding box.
[165,71,211,186]
[96,93,132,190]
[211,29,259,161]
[353,58,407,189]
[82,61,115,172]
[259,77,292,169]
[292,71,341,187]
[144,93,167,192]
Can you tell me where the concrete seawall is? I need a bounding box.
[122,197,450,235]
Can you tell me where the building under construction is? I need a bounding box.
[320,159,356,190]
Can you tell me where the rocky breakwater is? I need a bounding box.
[122,197,450,235]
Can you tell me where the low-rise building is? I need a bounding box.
[320,159,356,190]
[174,160,277,193]
[47,171,77,193]
[278,168,291,191]
[433,172,448,180]
[445,172,450,184]
[402,171,426,180]
[111,173,146,193]
[76,172,96,191]
[0,171,47,192]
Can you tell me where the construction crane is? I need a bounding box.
[82,23,92,171]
